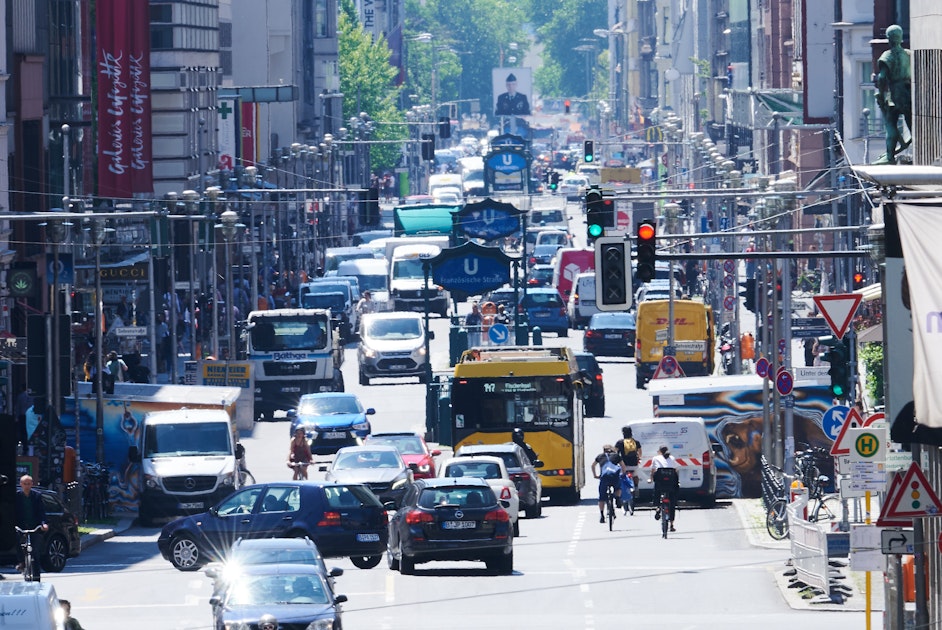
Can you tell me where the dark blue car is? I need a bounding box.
[289,392,375,455]
[521,287,568,337]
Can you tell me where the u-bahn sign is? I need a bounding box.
[456,198,523,241]
[430,241,515,299]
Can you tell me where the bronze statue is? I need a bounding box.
[874,25,912,164]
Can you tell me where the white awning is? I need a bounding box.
[853,282,881,302]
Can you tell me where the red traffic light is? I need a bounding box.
[638,223,655,241]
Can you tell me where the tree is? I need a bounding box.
[526,0,607,98]
[338,0,406,172]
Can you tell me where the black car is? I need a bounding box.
[526,264,555,288]
[157,481,388,572]
[386,478,513,575]
[210,564,347,630]
[0,486,81,573]
[574,351,605,417]
[583,312,636,358]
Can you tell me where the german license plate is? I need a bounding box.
[356,533,380,542]
[535,312,549,317]
[179,502,203,510]
[442,520,476,530]
[388,364,408,370]
[324,431,346,439]
[604,334,621,339]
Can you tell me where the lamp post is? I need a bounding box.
[88,219,108,464]
[205,186,223,359]
[182,190,201,360]
[45,219,70,419]
[216,209,244,366]
[422,260,435,441]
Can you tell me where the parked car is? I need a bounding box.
[0,485,81,573]
[454,443,543,518]
[357,312,429,385]
[583,312,636,358]
[439,455,520,536]
[364,432,441,479]
[157,481,389,571]
[325,445,415,505]
[288,392,375,456]
[386,478,513,575]
[204,537,343,602]
[209,564,347,630]
[574,351,605,417]
[520,287,568,337]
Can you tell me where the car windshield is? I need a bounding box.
[363,317,422,340]
[523,292,562,307]
[143,422,232,458]
[351,274,388,292]
[324,484,383,508]
[445,460,502,479]
[392,258,427,279]
[417,486,496,509]
[228,574,329,606]
[302,292,346,312]
[368,435,425,455]
[333,450,402,470]
[297,396,363,415]
[249,316,329,351]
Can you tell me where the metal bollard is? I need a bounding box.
[531,326,543,345]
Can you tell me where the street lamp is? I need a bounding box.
[216,209,244,367]
[182,189,201,360]
[87,218,109,464]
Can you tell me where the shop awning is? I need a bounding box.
[854,282,882,302]
[857,324,882,344]
[393,205,458,236]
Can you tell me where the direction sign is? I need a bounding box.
[723,295,736,311]
[755,356,770,378]
[822,405,851,440]
[488,323,510,344]
[775,369,794,396]
[813,293,863,339]
[881,529,915,554]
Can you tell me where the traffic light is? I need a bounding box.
[739,278,757,313]
[822,336,852,399]
[420,133,435,160]
[594,237,631,311]
[439,116,451,139]
[584,186,612,241]
[636,220,657,282]
[549,171,560,191]
[853,271,866,290]
[583,140,595,163]
[564,99,571,114]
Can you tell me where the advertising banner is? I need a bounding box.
[96,0,153,197]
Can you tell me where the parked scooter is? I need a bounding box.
[720,323,736,375]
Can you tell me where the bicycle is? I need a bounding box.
[603,483,617,531]
[655,490,673,539]
[81,461,112,522]
[287,461,310,481]
[15,525,44,582]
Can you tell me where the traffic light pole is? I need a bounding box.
[782,248,795,476]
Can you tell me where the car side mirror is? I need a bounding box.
[334,594,349,605]
[208,506,219,517]
[366,408,376,415]
[128,446,141,463]
[428,330,435,340]
[234,443,245,460]
[431,449,442,457]
[286,409,298,419]
[209,596,220,607]
[532,460,544,468]
[712,444,724,455]
[330,567,344,578]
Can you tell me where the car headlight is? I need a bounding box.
[361,346,377,358]
[352,421,370,432]
[220,472,235,486]
[392,477,410,489]
[143,474,160,489]
[416,346,427,357]
[305,619,336,630]
[416,463,431,473]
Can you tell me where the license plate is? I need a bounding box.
[388,364,408,370]
[535,312,550,317]
[604,334,622,339]
[323,431,346,439]
[442,520,477,530]
[356,533,380,542]
[179,502,203,510]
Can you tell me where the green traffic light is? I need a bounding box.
[831,384,845,397]
[588,223,603,238]
[585,154,594,162]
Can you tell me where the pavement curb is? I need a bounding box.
[80,517,135,552]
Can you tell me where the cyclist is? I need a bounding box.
[650,446,679,532]
[591,445,624,523]
[287,427,313,480]
[512,427,539,465]
[15,474,47,580]
[615,426,641,487]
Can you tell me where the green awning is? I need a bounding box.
[756,92,804,126]
[394,205,459,236]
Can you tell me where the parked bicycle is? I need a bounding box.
[81,461,112,522]
[763,454,841,540]
[15,525,44,581]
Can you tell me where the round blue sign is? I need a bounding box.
[662,355,678,374]
[756,356,770,378]
[776,370,794,396]
[822,405,851,440]
[488,323,510,344]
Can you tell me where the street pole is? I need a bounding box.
[89,220,107,464]
[422,260,435,441]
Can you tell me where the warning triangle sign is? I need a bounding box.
[876,471,907,527]
[652,355,685,379]
[877,462,942,525]
[813,293,863,340]
[829,407,865,456]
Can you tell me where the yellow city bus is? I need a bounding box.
[450,346,585,503]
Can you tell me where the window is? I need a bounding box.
[217,487,263,516]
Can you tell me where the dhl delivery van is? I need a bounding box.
[634,299,714,388]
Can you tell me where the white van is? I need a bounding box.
[567,272,599,328]
[0,581,65,629]
[624,416,720,506]
[337,258,391,312]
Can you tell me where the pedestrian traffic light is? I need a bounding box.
[636,220,657,282]
[583,140,595,163]
[439,116,451,139]
[594,237,631,311]
[420,133,435,160]
[853,271,866,290]
[564,99,571,114]
[585,186,612,241]
[822,336,852,399]
[739,278,757,313]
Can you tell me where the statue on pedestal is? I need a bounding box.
[874,24,912,164]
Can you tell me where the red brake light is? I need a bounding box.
[405,510,434,525]
[317,511,342,527]
[484,508,509,523]
[559,306,566,316]
[510,472,531,482]
[585,330,597,338]
[528,257,536,265]
[702,450,711,466]
[595,373,603,381]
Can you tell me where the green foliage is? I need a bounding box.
[858,342,884,406]
[531,0,607,98]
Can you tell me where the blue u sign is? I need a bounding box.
[431,242,513,297]
[486,150,528,174]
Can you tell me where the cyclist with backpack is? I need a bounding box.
[591,445,624,523]
[650,446,680,531]
[615,427,641,515]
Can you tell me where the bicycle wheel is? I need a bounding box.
[239,469,256,486]
[765,498,789,540]
[607,491,615,531]
[810,496,841,524]
[661,503,670,538]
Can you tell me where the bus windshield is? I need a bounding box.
[451,378,574,430]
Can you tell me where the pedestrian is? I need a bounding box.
[157,314,171,373]
[465,302,483,347]
[106,351,128,383]
[15,474,48,580]
[356,290,375,317]
[60,600,86,630]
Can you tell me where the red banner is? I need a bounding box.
[96,0,153,198]
[241,102,256,167]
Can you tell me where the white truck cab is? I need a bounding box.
[0,580,66,629]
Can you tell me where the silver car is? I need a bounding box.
[357,312,428,385]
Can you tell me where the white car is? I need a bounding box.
[439,455,520,536]
[559,174,589,200]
